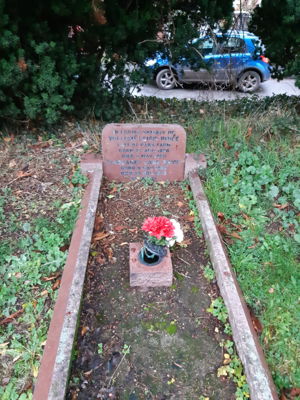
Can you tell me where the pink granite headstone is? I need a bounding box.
[102,124,186,182]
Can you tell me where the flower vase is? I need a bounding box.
[138,239,167,266]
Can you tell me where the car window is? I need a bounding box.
[196,38,215,56]
[216,37,246,54]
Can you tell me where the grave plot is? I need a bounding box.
[33,124,277,400]
[66,179,236,400]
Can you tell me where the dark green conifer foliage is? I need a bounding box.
[0,0,232,124]
[250,0,300,87]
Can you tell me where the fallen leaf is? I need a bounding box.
[290,388,300,398]
[273,203,289,210]
[114,225,126,232]
[120,242,128,246]
[230,231,242,240]
[22,380,33,392]
[217,225,242,240]
[217,224,229,235]
[16,170,33,179]
[223,141,231,150]
[0,342,9,348]
[81,326,89,336]
[249,307,263,334]
[248,243,258,249]
[241,212,251,220]
[32,364,39,378]
[4,133,15,143]
[94,214,104,232]
[182,215,195,222]
[52,279,61,290]
[223,353,231,364]
[70,390,78,400]
[42,272,61,282]
[217,212,225,222]
[245,127,253,141]
[30,140,52,150]
[280,393,288,400]
[177,201,184,207]
[60,244,69,252]
[96,254,106,265]
[0,309,24,325]
[268,287,274,293]
[13,355,22,363]
[92,232,110,242]
[104,247,113,261]
[40,290,49,297]
[230,222,243,231]
[83,369,93,377]
[263,262,273,267]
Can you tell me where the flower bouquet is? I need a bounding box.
[139,216,184,266]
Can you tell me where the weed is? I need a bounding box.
[121,344,131,356]
[206,297,249,399]
[141,177,154,187]
[203,264,215,281]
[181,182,203,237]
[71,169,89,185]
[207,297,228,324]
[98,343,103,355]
[142,320,177,335]
[0,193,81,398]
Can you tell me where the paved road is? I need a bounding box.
[132,78,300,101]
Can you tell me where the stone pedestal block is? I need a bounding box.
[129,243,173,287]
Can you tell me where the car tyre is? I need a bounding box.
[156,68,177,90]
[237,70,261,93]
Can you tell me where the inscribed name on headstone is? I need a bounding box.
[102,124,186,182]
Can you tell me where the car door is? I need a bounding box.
[181,38,216,82]
[212,37,249,83]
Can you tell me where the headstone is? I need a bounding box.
[102,124,186,182]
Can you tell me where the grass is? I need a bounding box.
[182,102,300,391]
[0,133,91,399]
[0,94,299,397]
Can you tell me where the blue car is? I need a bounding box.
[145,31,271,93]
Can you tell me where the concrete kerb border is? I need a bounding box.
[33,155,103,400]
[188,171,279,400]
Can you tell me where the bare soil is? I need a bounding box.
[66,179,236,400]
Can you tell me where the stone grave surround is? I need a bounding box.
[33,124,278,400]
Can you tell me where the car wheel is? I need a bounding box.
[237,70,261,93]
[156,68,177,90]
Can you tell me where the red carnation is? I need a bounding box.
[142,216,175,239]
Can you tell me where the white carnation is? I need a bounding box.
[165,219,184,247]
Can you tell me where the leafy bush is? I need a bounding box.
[0,0,233,126]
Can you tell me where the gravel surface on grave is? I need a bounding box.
[66,179,236,400]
